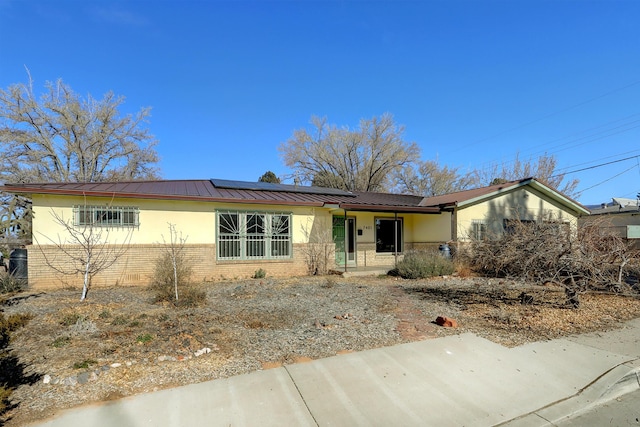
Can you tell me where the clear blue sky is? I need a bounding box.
[1,0,639,205]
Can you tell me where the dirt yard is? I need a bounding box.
[2,275,640,426]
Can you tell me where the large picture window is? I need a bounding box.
[73,205,139,228]
[375,217,403,253]
[217,211,292,260]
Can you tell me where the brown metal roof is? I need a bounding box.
[2,179,440,213]
[419,179,528,207]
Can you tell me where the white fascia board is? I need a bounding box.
[455,179,590,216]
[527,180,590,216]
[455,180,532,209]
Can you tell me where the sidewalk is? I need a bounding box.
[31,319,640,427]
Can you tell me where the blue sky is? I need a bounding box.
[1,0,639,205]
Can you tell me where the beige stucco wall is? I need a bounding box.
[32,194,318,245]
[28,194,324,289]
[27,194,455,289]
[456,186,579,241]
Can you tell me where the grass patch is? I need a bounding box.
[136,333,153,344]
[72,359,98,370]
[51,336,71,348]
[60,312,82,326]
[111,315,129,326]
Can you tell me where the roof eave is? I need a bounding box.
[338,203,441,214]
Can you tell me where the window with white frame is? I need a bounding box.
[217,211,292,260]
[471,220,487,240]
[375,217,403,253]
[73,205,139,228]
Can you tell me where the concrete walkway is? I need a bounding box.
[31,319,640,427]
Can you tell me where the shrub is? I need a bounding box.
[0,272,25,294]
[174,285,207,307]
[458,215,638,307]
[150,251,199,306]
[1,313,32,348]
[253,268,266,279]
[396,250,455,279]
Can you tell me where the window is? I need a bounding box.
[471,220,487,240]
[73,205,139,228]
[217,211,292,260]
[375,217,403,253]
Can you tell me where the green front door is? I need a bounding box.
[333,216,356,266]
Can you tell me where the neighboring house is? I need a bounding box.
[582,197,640,242]
[2,177,588,289]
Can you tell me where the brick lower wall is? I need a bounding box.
[26,243,310,290]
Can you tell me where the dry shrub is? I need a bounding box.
[395,250,455,279]
[150,252,206,307]
[300,219,335,275]
[454,259,475,278]
[459,215,638,307]
[0,272,25,294]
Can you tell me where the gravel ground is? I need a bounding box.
[2,275,640,426]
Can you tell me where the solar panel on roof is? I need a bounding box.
[210,178,355,197]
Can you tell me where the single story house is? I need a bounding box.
[2,177,589,289]
[582,197,640,243]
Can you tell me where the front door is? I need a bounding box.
[333,216,356,267]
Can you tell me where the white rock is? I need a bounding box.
[43,374,51,384]
[110,363,122,368]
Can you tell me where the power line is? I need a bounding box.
[450,79,640,153]
[577,164,638,194]
[551,154,640,177]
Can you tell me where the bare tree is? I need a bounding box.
[161,223,188,302]
[472,153,580,199]
[35,206,134,301]
[279,114,420,192]
[393,160,475,196]
[0,74,160,243]
[300,218,335,275]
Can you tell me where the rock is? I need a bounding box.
[194,348,211,357]
[63,376,78,386]
[43,374,51,384]
[77,372,90,384]
[435,316,458,328]
[110,363,121,368]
